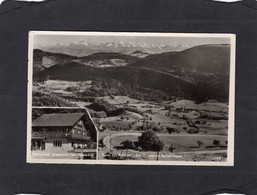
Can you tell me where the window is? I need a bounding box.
[53,140,62,147]
[77,120,83,127]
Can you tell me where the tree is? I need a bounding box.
[121,139,135,158]
[169,144,175,152]
[152,126,161,132]
[153,140,164,161]
[167,127,175,134]
[187,128,199,134]
[138,130,162,151]
[213,139,220,147]
[183,127,187,131]
[197,140,204,148]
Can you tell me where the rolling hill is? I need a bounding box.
[129,44,230,74]
[33,49,78,73]
[33,44,231,103]
[34,61,222,102]
[77,52,140,67]
[33,49,141,72]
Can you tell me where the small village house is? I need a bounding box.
[31,113,97,155]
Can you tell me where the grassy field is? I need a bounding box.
[95,95,229,137]
[95,96,229,161]
[110,133,227,152]
[166,100,228,113]
[33,80,92,94]
[97,96,140,104]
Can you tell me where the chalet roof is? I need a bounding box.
[32,113,85,127]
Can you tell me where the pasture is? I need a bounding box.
[109,133,227,152]
[34,80,92,94]
[166,100,228,113]
[97,96,139,104]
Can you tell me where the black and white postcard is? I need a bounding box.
[29,107,97,161]
[27,31,235,165]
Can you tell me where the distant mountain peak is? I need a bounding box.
[36,40,191,50]
[34,40,193,57]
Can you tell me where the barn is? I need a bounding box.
[31,113,97,154]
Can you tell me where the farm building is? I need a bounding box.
[31,113,97,154]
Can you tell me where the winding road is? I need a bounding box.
[102,131,227,155]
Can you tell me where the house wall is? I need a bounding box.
[32,117,97,153]
[45,138,73,152]
[44,138,93,153]
[70,120,91,141]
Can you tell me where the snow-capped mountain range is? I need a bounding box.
[35,41,191,57]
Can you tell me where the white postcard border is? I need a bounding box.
[27,31,236,166]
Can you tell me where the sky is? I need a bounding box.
[32,32,231,47]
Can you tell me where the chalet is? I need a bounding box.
[31,113,97,154]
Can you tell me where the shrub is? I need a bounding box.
[167,127,175,134]
[66,86,78,92]
[187,128,199,134]
[213,139,220,147]
[137,146,142,151]
[195,120,200,124]
[169,144,176,152]
[121,140,135,150]
[197,140,204,148]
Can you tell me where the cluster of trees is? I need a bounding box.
[166,127,180,134]
[120,140,135,158]
[108,131,166,161]
[129,88,171,101]
[32,91,76,107]
[87,110,107,118]
[199,111,228,120]
[187,128,199,134]
[88,99,124,117]
[196,139,227,148]
[65,86,79,92]
[136,121,164,132]
[85,78,176,102]
[138,130,164,161]
[35,62,204,103]
[80,89,99,97]
[185,119,200,134]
